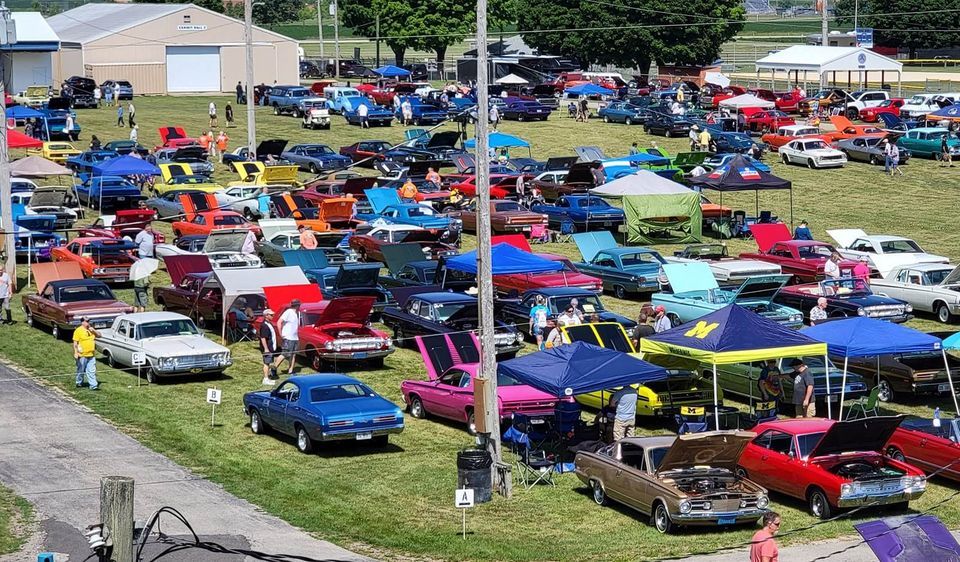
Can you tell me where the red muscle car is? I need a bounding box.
[775,90,803,113]
[760,125,834,151]
[741,108,795,133]
[156,126,199,150]
[886,415,960,483]
[738,416,926,519]
[859,98,904,122]
[80,209,165,244]
[50,237,137,284]
[171,193,260,238]
[704,86,746,109]
[448,173,525,199]
[23,262,134,337]
[296,296,395,369]
[739,224,857,284]
[494,253,602,296]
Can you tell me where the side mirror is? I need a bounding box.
[787,450,796,459]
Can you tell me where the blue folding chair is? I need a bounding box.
[675,406,708,435]
[504,417,556,489]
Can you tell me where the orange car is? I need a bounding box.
[50,237,137,284]
[823,116,886,142]
[268,193,334,232]
[171,193,260,238]
[760,125,834,151]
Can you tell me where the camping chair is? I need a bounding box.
[528,223,550,244]
[551,219,576,243]
[846,387,881,420]
[226,312,257,343]
[504,417,556,489]
[758,210,774,224]
[732,210,749,238]
[674,406,709,435]
[741,400,778,429]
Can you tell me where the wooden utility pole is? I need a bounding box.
[244,0,256,156]
[100,476,134,562]
[820,0,829,87]
[332,0,340,79]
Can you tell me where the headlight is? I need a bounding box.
[791,314,802,322]
[160,357,175,367]
[679,500,692,514]
[515,332,524,343]
[905,304,913,312]
[325,341,334,350]
[757,495,769,509]
[384,337,393,348]
[857,308,866,316]
[840,483,853,496]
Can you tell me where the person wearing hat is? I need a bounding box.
[788,358,815,418]
[653,305,672,333]
[277,300,301,375]
[793,220,813,241]
[689,125,700,151]
[73,317,100,390]
[853,255,871,288]
[259,309,280,384]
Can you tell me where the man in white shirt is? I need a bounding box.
[209,101,218,128]
[134,225,155,258]
[278,300,301,375]
[357,102,369,128]
[824,252,841,279]
[241,229,257,255]
[0,266,11,324]
[557,306,581,328]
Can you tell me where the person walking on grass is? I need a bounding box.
[225,103,234,128]
[209,101,218,129]
[259,309,280,384]
[133,274,150,313]
[941,134,953,167]
[116,104,124,127]
[750,511,781,562]
[888,141,903,176]
[0,266,12,325]
[529,295,549,349]
[216,131,229,163]
[127,102,136,128]
[94,85,102,108]
[236,81,244,104]
[130,125,138,143]
[358,100,369,128]
[73,317,99,390]
[104,85,113,107]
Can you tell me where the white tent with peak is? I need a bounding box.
[495,73,528,85]
[718,93,775,110]
[755,45,903,94]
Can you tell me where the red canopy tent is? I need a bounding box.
[8,130,42,149]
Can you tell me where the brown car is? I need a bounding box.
[23,262,133,339]
[574,431,769,534]
[349,223,457,263]
[529,161,602,201]
[452,200,547,234]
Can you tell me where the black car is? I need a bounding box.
[774,278,913,324]
[325,60,374,79]
[643,112,693,137]
[103,140,149,157]
[402,63,429,81]
[497,288,638,339]
[501,100,552,121]
[305,263,395,319]
[61,76,98,109]
[299,60,322,78]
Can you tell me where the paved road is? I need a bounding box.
[0,361,369,562]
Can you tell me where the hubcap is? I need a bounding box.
[251,412,260,431]
[592,483,604,504]
[812,494,824,517]
[412,399,423,417]
[939,305,950,323]
[878,381,892,402]
[656,507,667,531]
[298,430,308,450]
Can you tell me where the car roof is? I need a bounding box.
[897,263,953,272]
[287,373,365,387]
[619,435,676,449]
[777,240,830,248]
[414,292,475,304]
[912,127,949,133]
[48,278,110,289]
[598,247,657,255]
[755,418,834,434]
[119,311,192,323]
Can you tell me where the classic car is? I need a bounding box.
[501,100,552,121]
[575,432,769,533]
[299,60,322,78]
[145,189,202,220]
[244,374,403,452]
[256,228,356,268]
[38,98,81,140]
[822,116,887,142]
[739,224,858,284]
[842,348,960,402]
[704,128,756,154]
[446,173,521,199]
[297,97,332,129]
[82,209,160,242]
[778,139,847,169]
[859,98,905,122]
[13,85,50,108]
[270,86,314,116]
[381,291,524,357]
[738,416,926,518]
[151,146,214,177]
[797,88,848,115]
[153,163,223,196]
[266,193,332,232]
[451,199,548,234]
[774,90,802,113]
[103,140,149,157]
[666,244,781,285]
[157,126,200,150]
[100,80,134,100]
[899,93,960,120]
[760,125,833,151]
[66,150,117,174]
[339,140,414,166]
[280,144,352,173]
[896,127,960,159]
[700,86,746,109]
[377,244,475,291]
[643,112,693,137]
[23,265,133,338]
[402,333,556,434]
[702,153,771,173]
[573,231,666,298]
[842,90,890,119]
[598,102,647,125]
[305,263,396,317]
[221,139,291,166]
[25,141,81,164]
[194,229,262,270]
[885,416,960,483]
[652,263,802,328]
[870,264,960,323]
[23,187,80,229]
[96,312,232,382]
[395,131,465,163]
[349,223,456,263]
[827,229,949,275]
[713,356,868,406]
[171,193,260,238]
[61,76,98,109]
[9,223,63,261]
[153,272,224,328]
[341,96,395,127]
[498,288,636,337]
[741,108,795,133]
[528,161,602,201]
[368,82,427,105]
[358,189,462,242]
[75,176,146,211]
[394,96,447,125]
[838,136,911,166]
[531,195,625,231]
[50,237,136,284]
[494,253,603,296]
[774,277,913,324]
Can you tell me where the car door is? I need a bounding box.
[612,442,651,511]
[35,284,58,326]
[110,319,134,366]
[756,430,803,497]
[423,369,463,419]
[264,381,297,435]
[282,383,308,435]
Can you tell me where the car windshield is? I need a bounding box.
[57,285,115,302]
[433,302,469,322]
[300,145,334,155]
[819,278,871,295]
[497,372,526,386]
[797,244,833,259]
[369,142,391,151]
[494,202,521,212]
[406,206,435,217]
[393,230,424,243]
[926,268,954,284]
[879,239,923,253]
[549,295,604,314]
[117,81,132,87]
[908,95,926,104]
[309,383,373,402]
[576,198,608,208]
[649,447,669,470]
[170,176,209,185]
[802,141,829,150]
[137,319,199,338]
[621,252,662,266]
[796,432,826,459]
[863,137,882,147]
[213,216,247,226]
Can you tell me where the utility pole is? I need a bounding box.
[244,0,256,156]
[100,476,134,562]
[820,0,829,87]
[331,0,340,79]
[0,3,15,288]
[375,14,380,68]
[474,0,502,484]
[853,0,859,34]
[316,0,324,59]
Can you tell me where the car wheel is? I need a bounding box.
[273,105,280,115]
[466,410,477,435]
[24,310,33,328]
[243,208,256,220]
[250,409,265,434]
[667,313,681,328]
[105,350,119,369]
[652,501,674,534]
[393,325,406,347]
[808,158,819,169]
[591,480,608,506]
[936,302,954,323]
[886,446,905,462]
[301,122,307,129]
[613,285,627,300]
[603,116,609,123]
[664,130,672,138]
[869,154,879,165]
[310,163,319,174]
[781,153,790,164]
[293,109,301,118]
[295,425,313,453]
[877,378,894,402]
[409,395,426,418]
[146,369,158,384]
[51,324,60,339]
[625,117,632,125]
[309,347,324,371]
[808,487,833,519]
[846,108,859,120]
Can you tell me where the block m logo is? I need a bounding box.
[684,321,720,339]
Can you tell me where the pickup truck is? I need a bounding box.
[271,86,314,116]
[842,90,889,119]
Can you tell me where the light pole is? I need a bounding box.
[244,0,256,156]
[331,0,340,79]
[0,3,15,285]
[316,0,324,60]
[820,0,829,87]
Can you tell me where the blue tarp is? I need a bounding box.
[91,154,160,176]
[564,83,615,96]
[498,341,668,397]
[803,317,942,357]
[373,65,411,78]
[928,104,960,120]
[444,243,563,275]
[281,249,329,271]
[6,106,43,119]
[464,132,530,149]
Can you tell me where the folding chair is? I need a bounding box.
[741,400,778,429]
[505,415,556,489]
[732,210,749,238]
[674,406,708,435]
[528,223,550,244]
[551,219,576,243]
[846,387,881,419]
[226,312,257,343]
[758,210,773,224]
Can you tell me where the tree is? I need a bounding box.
[339,0,416,65]
[646,0,745,67]
[835,0,960,58]
[252,0,300,24]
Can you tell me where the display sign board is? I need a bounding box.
[856,28,874,48]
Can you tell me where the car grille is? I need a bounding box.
[217,261,252,268]
[170,354,220,369]
[330,337,388,351]
[709,499,741,512]
[864,305,907,318]
[657,390,710,403]
[101,268,128,275]
[820,154,845,161]
[494,333,518,347]
[851,479,906,495]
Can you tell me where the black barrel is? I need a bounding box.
[456,449,492,503]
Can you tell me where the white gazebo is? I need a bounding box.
[495,73,528,85]
[755,45,903,95]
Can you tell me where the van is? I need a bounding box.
[323,87,362,113]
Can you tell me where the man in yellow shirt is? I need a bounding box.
[73,317,100,390]
[698,127,712,152]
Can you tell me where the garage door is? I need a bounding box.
[165,46,221,92]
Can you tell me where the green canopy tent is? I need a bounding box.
[593,171,701,245]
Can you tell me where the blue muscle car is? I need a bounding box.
[341,96,395,126]
[357,188,462,241]
[598,102,647,125]
[395,96,447,125]
[75,176,146,211]
[703,153,771,172]
[243,374,404,452]
[280,144,352,173]
[530,195,625,231]
[651,262,803,329]
[643,112,693,137]
[572,231,666,298]
[66,150,117,174]
[10,210,63,260]
[40,98,82,140]
[705,127,757,154]
[501,100,552,121]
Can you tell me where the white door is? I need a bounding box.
[165,46,221,92]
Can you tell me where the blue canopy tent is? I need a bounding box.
[928,103,960,121]
[498,341,668,397]
[463,132,531,157]
[91,154,161,177]
[444,243,563,275]
[6,105,43,120]
[944,332,960,350]
[372,65,411,78]
[564,83,615,97]
[640,305,829,423]
[803,318,958,417]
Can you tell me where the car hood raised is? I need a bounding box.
[30,187,69,207]
[312,296,376,325]
[661,262,719,294]
[656,431,756,473]
[256,139,288,158]
[809,416,905,458]
[749,223,793,253]
[427,131,461,149]
[732,274,791,304]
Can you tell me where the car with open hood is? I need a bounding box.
[572,231,666,298]
[26,141,81,164]
[39,97,81,140]
[797,88,848,115]
[304,263,395,318]
[828,229,949,276]
[402,333,556,434]
[870,263,960,323]
[652,263,802,328]
[528,161,602,201]
[775,277,913,324]
[713,355,867,407]
[349,223,457,263]
[96,312,232,382]
[446,172,524,200]
[81,209,163,245]
[145,189,202,220]
[531,195,625,232]
[376,244,474,291]
[14,85,50,108]
[738,416,926,518]
[61,76,98,109]
[22,262,134,338]
[152,146,214,177]
[281,144,352,174]
[450,199,548,234]
[576,432,768,533]
[739,224,858,284]
[198,229,262,270]
[171,193,260,238]
[397,130,466,164]
[153,163,223,196]
[50,237,137,284]
[156,126,199,150]
[494,252,603,296]
[221,139,291,165]
[244,374,404,452]
[356,188,462,244]
[838,135,911,166]
[822,116,887,143]
[152,271,225,329]
[339,140,414,166]
[25,187,79,229]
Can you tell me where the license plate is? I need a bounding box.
[522,226,531,231]
[353,352,368,359]
[939,384,950,392]
[116,197,126,201]
[717,517,736,525]
[356,432,372,440]
[114,278,127,283]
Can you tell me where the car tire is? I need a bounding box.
[603,116,609,123]
[807,158,817,169]
[808,487,833,519]
[105,350,119,369]
[24,309,33,328]
[846,108,859,120]
[877,378,894,402]
[250,409,265,434]
[625,117,632,125]
[146,369,158,384]
[652,501,674,534]
[301,122,307,129]
[393,325,406,348]
[295,425,313,453]
[51,324,60,339]
[310,163,319,174]
[591,480,608,506]
[667,313,681,328]
[886,446,905,462]
[293,109,301,118]
[936,302,954,323]
[309,347,324,371]
[664,130,672,138]
[243,208,256,220]
[613,285,627,300]
[869,154,879,165]
[409,395,426,419]
[273,105,280,115]
[781,153,790,164]
[466,410,477,435]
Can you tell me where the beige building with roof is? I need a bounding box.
[47,3,298,95]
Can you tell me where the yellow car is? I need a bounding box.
[26,141,81,164]
[153,163,223,196]
[13,85,50,108]
[561,323,722,416]
[228,161,301,187]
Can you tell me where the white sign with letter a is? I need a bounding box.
[455,488,474,508]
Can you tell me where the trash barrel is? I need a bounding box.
[457,449,492,504]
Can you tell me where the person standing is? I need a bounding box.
[629,142,640,155]
[257,187,271,219]
[259,309,280,384]
[216,131,229,163]
[116,103,124,127]
[809,297,828,326]
[357,101,369,128]
[793,220,813,240]
[298,225,317,249]
[489,103,500,129]
[689,126,700,151]
[135,225,155,258]
[789,359,815,418]
[610,385,638,440]
[425,167,441,188]
[758,359,783,403]
[198,130,212,155]
[209,101,218,129]
[73,317,99,390]
[653,305,672,333]
[401,98,413,126]
[888,141,903,176]
[399,178,418,202]
[0,266,12,325]
[236,81,244,104]
[544,319,564,349]
[104,84,113,107]
[698,127,712,153]
[750,511,781,562]
[225,103,234,128]
[824,252,842,280]
[882,138,893,173]
[941,134,953,167]
[133,273,150,313]
[278,300,301,375]
[632,312,655,348]
[64,113,74,139]
[129,125,138,143]
[853,255,871,283]
[127,101,136,128]
[529,295,549,349]
[94,85,102,108]
[241,229,257,255]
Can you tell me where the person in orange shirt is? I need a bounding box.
[399,179,418,201]
[298,225,318,250]
[198,131,212,154]
[425,167,441,187]
[215,131,229,162]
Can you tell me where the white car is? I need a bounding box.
[533,170,568,184]
[828,228,950,276]
[843,90,889,119]
[900,93,960,119]
[871,264,960,323]
[155,229,261,270]
[779,139,847,169]
[215,185,264,220]
[95,311,232,382]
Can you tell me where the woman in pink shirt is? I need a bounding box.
[853,255,871,289]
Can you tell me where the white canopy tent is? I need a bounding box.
[718,93,775,110]
[590,169,693,198]
[495,73,529,85]
[210,266,309,340]
[704,71,730,88]
[755,45,903,94]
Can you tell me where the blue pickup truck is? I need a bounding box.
[271,86,314,116]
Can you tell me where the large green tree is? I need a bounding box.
[252,0,301,24]
[339,0,416,65]
[835,0,960,58]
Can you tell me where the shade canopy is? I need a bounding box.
[564,83,615,96]
[464,132,530,149]
[719,94,775,110]
[444,243,563,275]
[372,65,411,77]
[704,71,730,87]
[640,305,826,364]
[688,154,791,191]
[213,266,308,320]
[8,130,42,149]
[802,317,943,357]
[591,169,692,198]
[929,104,960,121]
[6,105,43,119]
[92,154,161,176]
[755,45,902,74]
[495,73,529,85]
[498,341,668,397]
[10,156,72,177]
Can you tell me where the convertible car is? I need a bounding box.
[573,231,666,298]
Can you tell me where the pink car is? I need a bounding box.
[401,334,558,434]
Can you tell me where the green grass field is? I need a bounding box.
[0,487,32,556]
[4,96,960,561]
